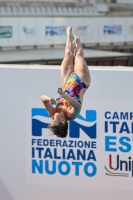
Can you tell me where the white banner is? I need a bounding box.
[0,17,133,47]
[37,17,55,45]
[71,18,98,44]
[53,18,68,45]
[112,18,126,43]
[126,17,133,43]
[0,18,19,47]
[70,17,85,43]
[19,18,37,46]
[0,66,133,200]
[0,18,2,47]
[26,99,133,190]
[98,17,113,44]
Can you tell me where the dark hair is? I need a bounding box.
[49,121,68,138]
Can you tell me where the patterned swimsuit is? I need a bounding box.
[56,72,89,107]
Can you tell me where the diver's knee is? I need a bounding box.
[65,51,74,57]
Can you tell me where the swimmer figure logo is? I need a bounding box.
[32,108,97,139]
[69,110,96,138]
[30,108,97,178]
[32,108,50,137]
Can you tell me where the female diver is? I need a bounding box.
[41,26,91,138]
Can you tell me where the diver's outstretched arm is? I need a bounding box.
[41,95,55,117]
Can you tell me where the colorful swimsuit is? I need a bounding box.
[56,72,89,107]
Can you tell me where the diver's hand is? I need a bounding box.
[57,87,64,96]
[49,98,56,105]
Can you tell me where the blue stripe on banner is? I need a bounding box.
[32,108,50,118]
[77,110,96,122]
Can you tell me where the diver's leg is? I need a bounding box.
[74,35,91,86]
[61,26,74,86]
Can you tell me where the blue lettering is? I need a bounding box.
[69,140,74,147]
[105,121,108,132]
[72,162,82,176]
[130,113,133,120]
[78,141,83,148]
[50,140,55,146]
[120,112,128,120]
[31,160,97,177]
[45,160,56,175]
[54,148,61,159]
[44,148,52,159]
[105,136,117,152]
[62,140,68,147]
[84,141,90,148]
[58,161,70,175]
[36,147,43,158]
[43,139,49,146]
[62,149,65,159]
[113,112,119,120]
[77,150,85,160]
[91,142,96,148]
[120,122,130,133]
[119,137,131,152]
[32,160,43,174]
[56,140,61,147]
[37,139,42,146]
[87,150,96,161]
[110,121,119,133]
[84,162,97,177]
[67,149,76,160]
[32,147,35,158]
[105,112,111,119]
[32,139,36,145]
[104,112,133,120]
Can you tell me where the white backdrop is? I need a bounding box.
[0,17,133,47]
[98,17,127,44]
[126,17,133,43]
[37,17,55,45]
[72,17,98,44]
[19,18,37,46]
[112,17,126,43]
[0,65,133,200]
[0,18,19,47]
[98,17,113,44]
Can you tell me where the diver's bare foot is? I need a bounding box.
[74,35,81,45]
[66,26,74,40]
